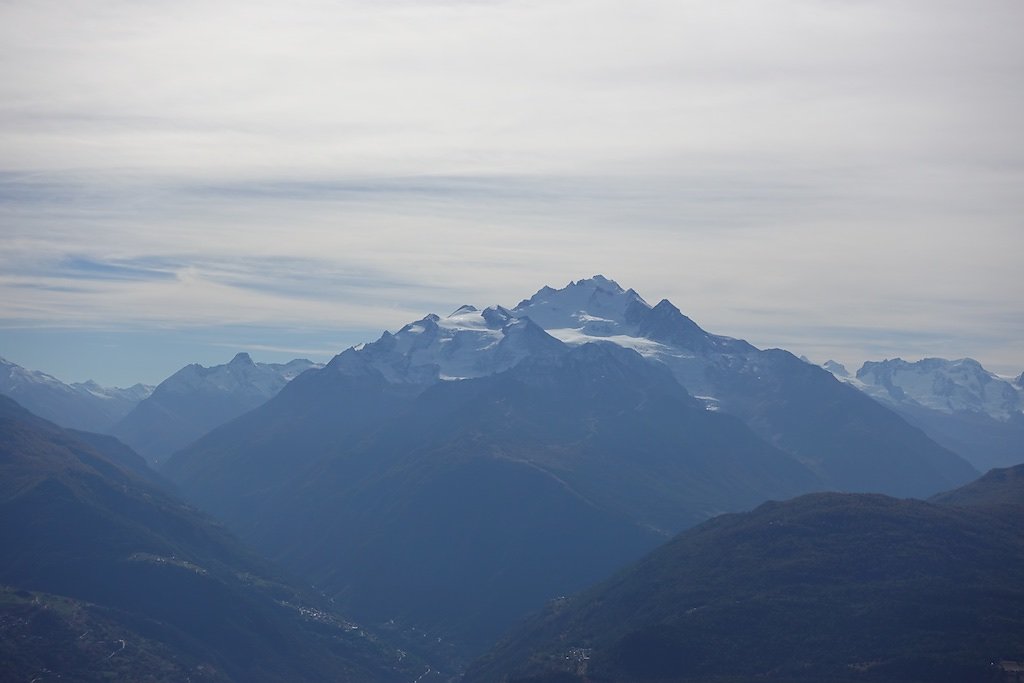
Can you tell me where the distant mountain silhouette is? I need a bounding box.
[0,356,151,432]
[112,353,319,463]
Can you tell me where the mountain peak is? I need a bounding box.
[652,298,679,314]
[570,274,623,293]
[481,305,513,328]
[229,352,255,366]
[512,276,649,332]
[329,300,566,385]
[822,360,850,378]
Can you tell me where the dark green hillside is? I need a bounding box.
[0,586,232,683]
[466,491,1024,683]
[930,463,1024,509]
[0,395,432,683]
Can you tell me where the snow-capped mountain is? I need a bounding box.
[818,357,1024,471]
[330,306,563,383]
[821,360,850,378]
[510,276,760,398]
[331,274,751,396]
[162,275,978,658]
[162,275,983,656]
[510,277,973,492]
[0,356,152,432]
[319,275,973,494]
[167,328,818,653]
[854,357,1022,420]
[112,352,321,463]
[148,352,317,400]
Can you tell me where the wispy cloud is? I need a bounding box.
[1,0,1023,380]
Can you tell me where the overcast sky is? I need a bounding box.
[1,0,1022,385]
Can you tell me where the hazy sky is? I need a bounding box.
[2,0,1022,385]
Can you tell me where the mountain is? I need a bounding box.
[824,357,1024,471]
[163,276,976,656]
[65,427,170,487]
[823,359,851,377]
[507,277,975,496]
[0,356,152,432]
[333,304,566,383]
[856,357,1021,419]
[466,484,1024,683]
[0,395,434,683]
[112,352,320,463]
[165,340,817,655]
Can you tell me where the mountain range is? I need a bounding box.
[0,356,152,433]
[0,274,1020,680]
[160,276,980,657]
[110,353,321,464]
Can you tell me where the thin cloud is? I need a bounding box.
[1,0,1022,380]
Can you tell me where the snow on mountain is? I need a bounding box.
[328,304,564,383]
[1,357,69,392]
[511,275,647,335]
[854,357,1022,421]
[510,277,682,359]
[327,275,761,401]
[822,360,850,378]
[71,379,153,403]
[156,352,320,399]
[318,275,975,495]
[112,353,322,463]
[510,276,756,398]
[0,356,153,431]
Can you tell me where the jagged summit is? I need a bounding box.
[328,276,666,385]
[513,275,623,304]
[512,276,649,329]
[583,273,619,286]
[822,360,850,377]
[229,351,255,366]
[163,353,320,394]
[111,353,321,463]
[855,356,1022,420]
[331,302,566,384]
[328,276,752,392]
